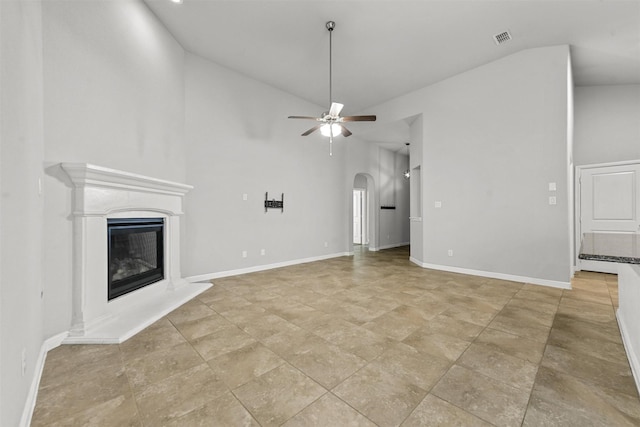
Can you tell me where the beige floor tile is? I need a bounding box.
[164,391,259,427]
[233,364,326,427]
[498,304,556,327]
[171,312,233,341]
[239,313,302,340]
[474,327,546,364]
[119,318,187,361]
[513,288,562,305]
[420,314,485,341]
[552,312,622,344]
[203,294,253,313]
[38,344,123,390]
[523,393,607,427]
[33,394,140,427]
[541,344,636,396]
[166,299,216,325]
[32,251,636,427]
[440,304,498,327]
[506,295,559,316]
[190,324,257,360]
[363,308,424,341]
[487,314,551,343]
[310,318,392,361]
[372,342,451,390]
[403,329,472,361]
[531,366,640,426]
[288,340,367,389]
[134,363,227,426]
[547,325,629,366]
[563,288,615,305]
[333,363,427,427]
[557,297,617,325]
[208,341,286,389]
[281,393,376,427]
[124,341,204,392]
[261,329,328,360]
[401,394,492,427]
[457,342,539,391]
[32,365,131,423]
[432,365,530,427]
[220,304,268,325]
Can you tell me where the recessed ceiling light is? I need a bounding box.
[170,0,183,4]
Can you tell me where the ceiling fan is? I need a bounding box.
[288,21,376,155]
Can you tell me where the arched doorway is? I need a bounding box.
[351,173,378,253]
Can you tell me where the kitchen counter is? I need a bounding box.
[578,232,640,264]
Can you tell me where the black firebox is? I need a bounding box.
[107,218,164,300]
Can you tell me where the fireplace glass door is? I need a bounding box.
[107,218,164,300]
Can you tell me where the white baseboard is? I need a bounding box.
[186,252,351,282]
[617,309,640,396]
[410,259,571,289]
[20,331,69,427]
[377,242,410,251]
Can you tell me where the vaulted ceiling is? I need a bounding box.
[145,0,640,147]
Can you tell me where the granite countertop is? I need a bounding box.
[579,232,640,264]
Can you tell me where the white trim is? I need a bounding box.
[61,163,193,196]
[19,331,68,427]
[377,242,410,251]
[412,261,571,289]
[186,252,351,282]
[63,282,211,344]
[617,309,640,397]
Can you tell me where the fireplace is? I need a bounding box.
[108,218,164,300]
[59,162,211,343]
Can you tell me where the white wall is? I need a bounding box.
[574,85,640,166]
[345,139,410,252]
[41,0,186,337]
[364,46,572,285]
[0,1,45,425]
[183,53,348,277]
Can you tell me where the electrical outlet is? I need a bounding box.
[447,249,454,257]
[260,249,265,256]
[242,193,248,201]
[324,242,328,248]
[21,348,27,377]
[242,250,247,258]
[549,196,557,205]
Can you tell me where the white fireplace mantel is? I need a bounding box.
[60,163,210,344]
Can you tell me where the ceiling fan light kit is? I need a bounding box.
[288,21,376,156]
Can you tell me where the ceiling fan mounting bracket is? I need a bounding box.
[326,21,335,31]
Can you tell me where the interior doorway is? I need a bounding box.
[576,160,640,273]
[352,173,376,251]
[353,189,367,245]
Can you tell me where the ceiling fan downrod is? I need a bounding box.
[327,21,335,108]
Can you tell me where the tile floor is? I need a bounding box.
[31,246,640,426]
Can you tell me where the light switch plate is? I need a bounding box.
[435,201,442,208]
[548,182,556,191]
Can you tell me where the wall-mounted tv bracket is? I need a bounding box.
[265,192,284,213]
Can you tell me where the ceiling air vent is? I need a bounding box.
[493,30,512,46]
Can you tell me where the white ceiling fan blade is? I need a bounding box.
[329,102,344,117]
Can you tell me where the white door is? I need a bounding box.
[578,162,640,273]
[353,189,364,244]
